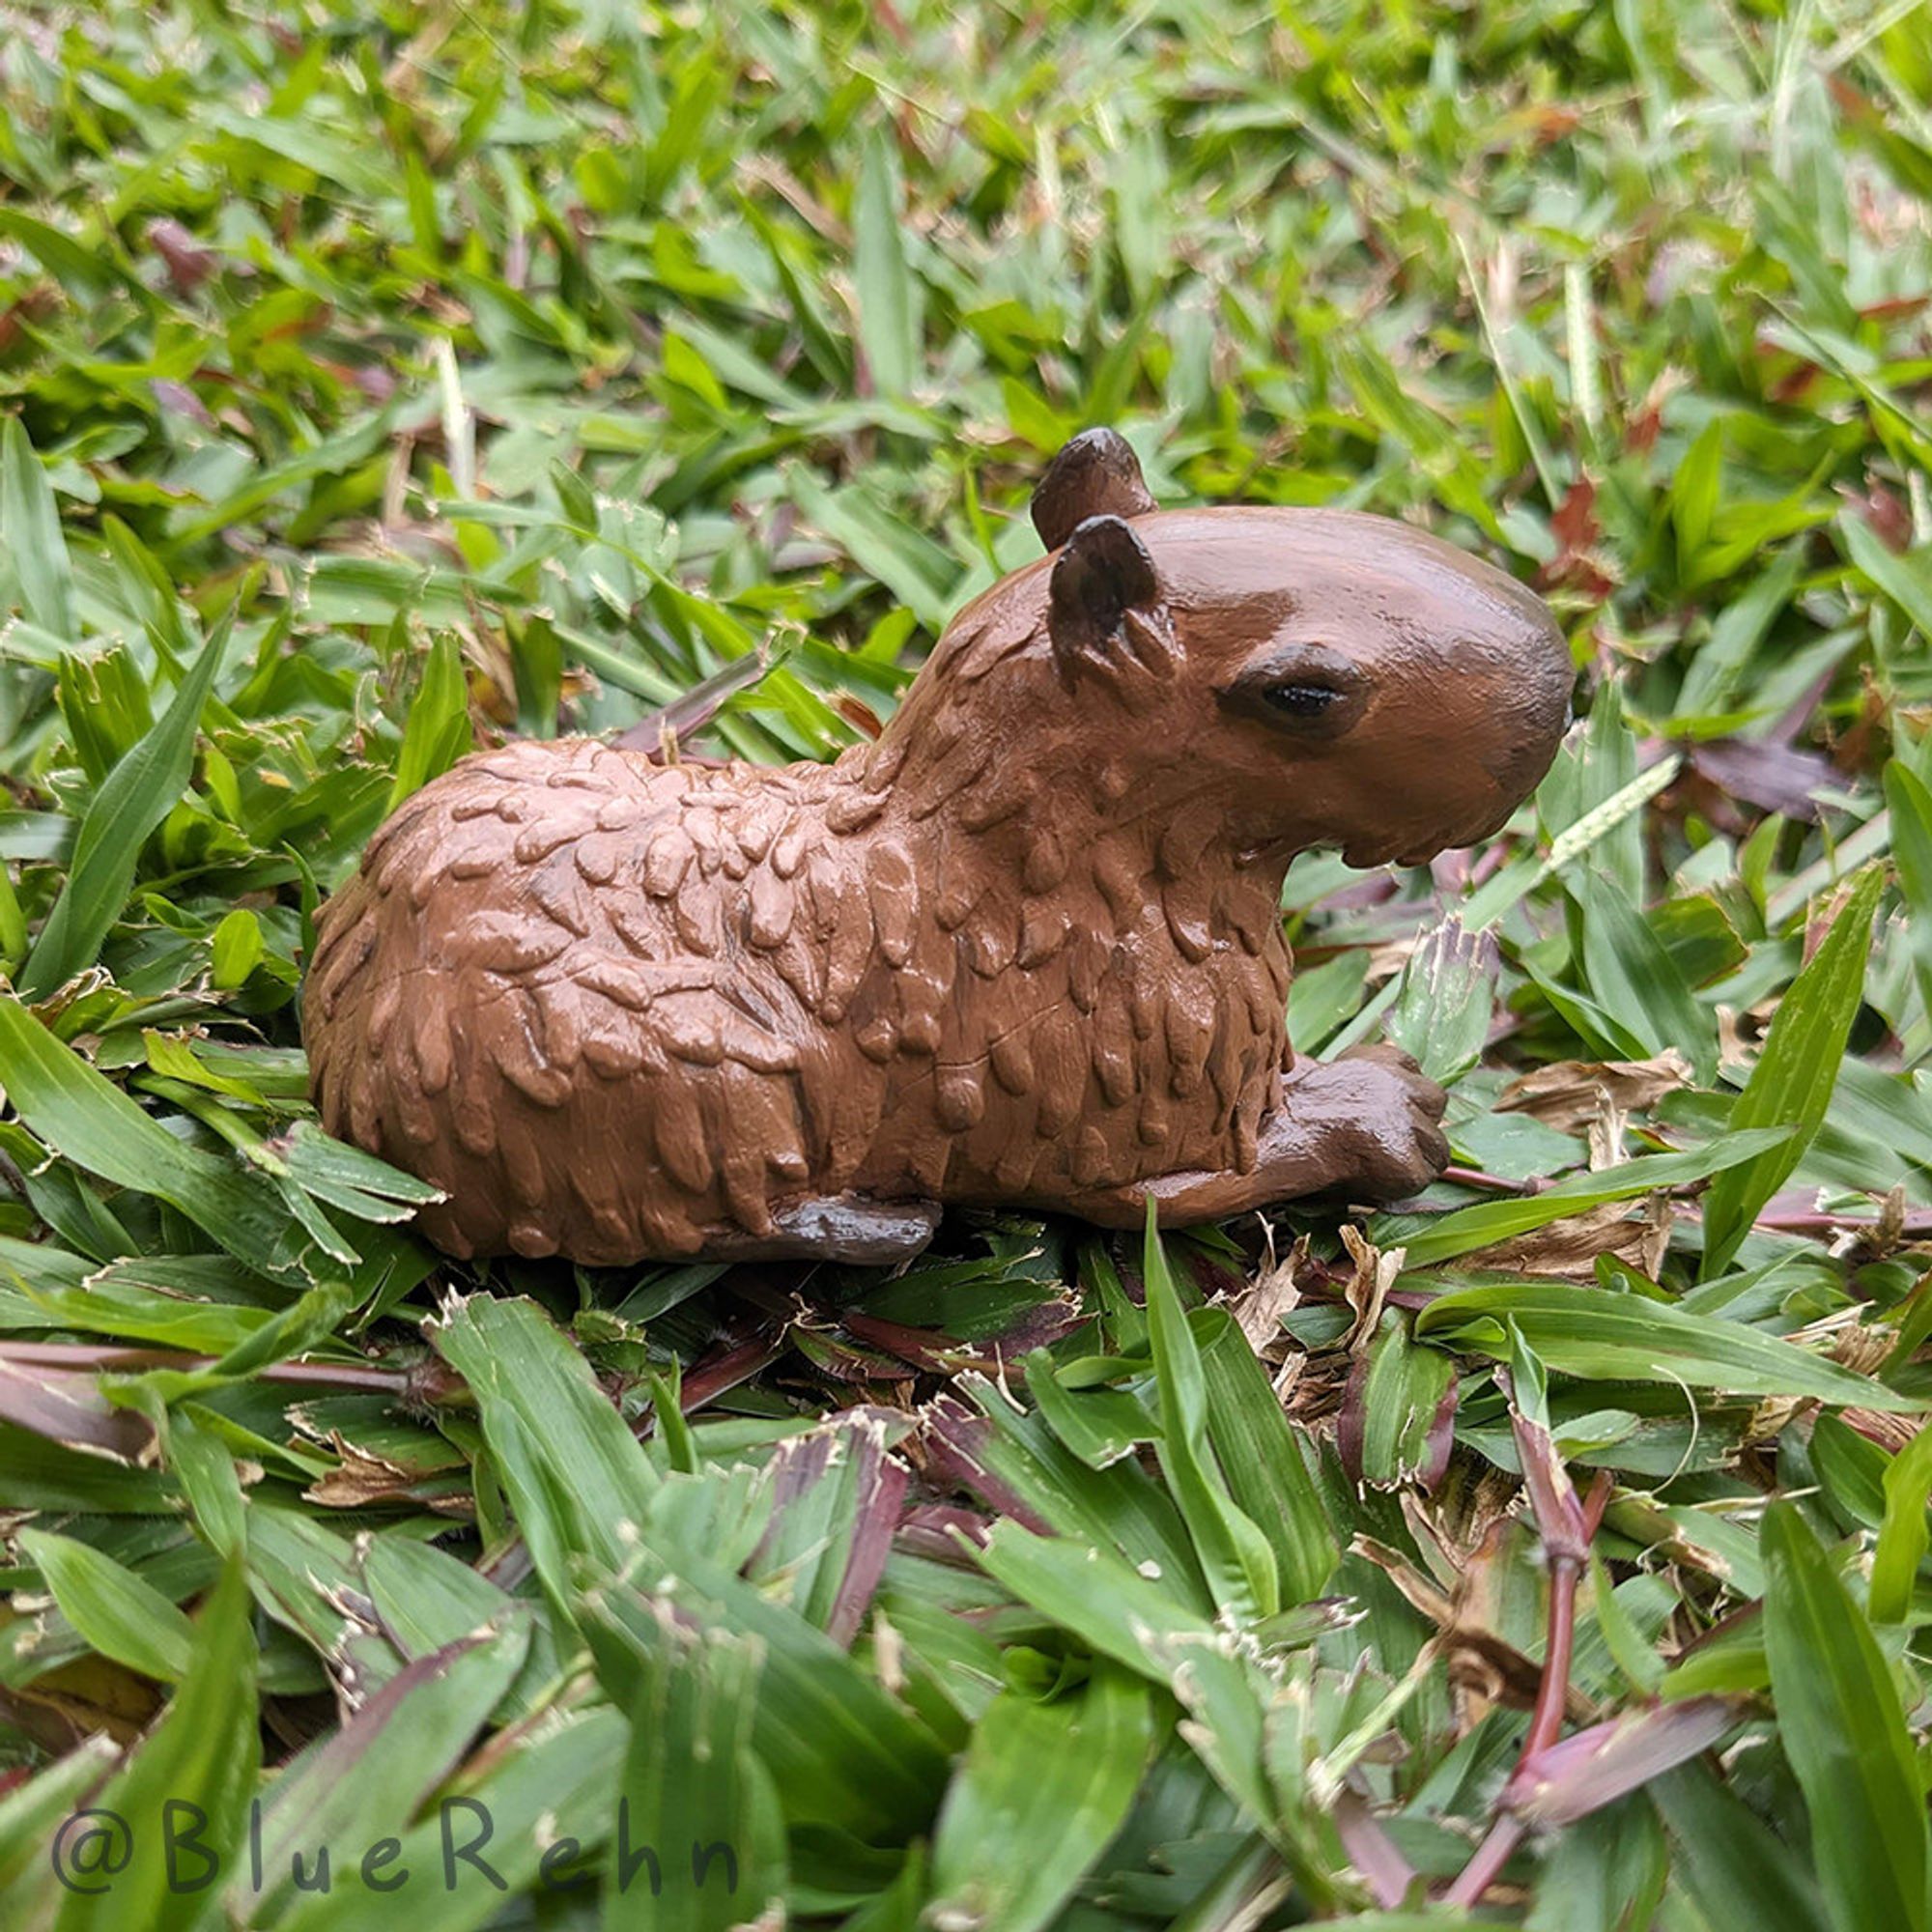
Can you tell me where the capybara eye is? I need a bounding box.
[1264,683,1343,718]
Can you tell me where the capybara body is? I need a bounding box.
[305,435,1573,1264]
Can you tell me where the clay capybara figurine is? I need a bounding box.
[303,430,1572,1265]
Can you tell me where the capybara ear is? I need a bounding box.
[1047,513,1160,671]
[1031,428,1157,550]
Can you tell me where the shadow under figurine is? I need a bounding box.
[303,430,1574,1266]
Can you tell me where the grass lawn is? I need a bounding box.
[3,0,1932,1924]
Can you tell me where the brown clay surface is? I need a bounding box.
[304,433,1573,1264]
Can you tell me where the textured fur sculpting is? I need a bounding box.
[306,432,1573,1264]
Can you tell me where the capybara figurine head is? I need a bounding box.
[305,427,1574,1267]
[921,427,1574,872]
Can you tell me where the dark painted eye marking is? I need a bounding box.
[1221,644,1368,738]
[1264,683,1344,718]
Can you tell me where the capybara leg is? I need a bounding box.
[1062,1045,1450,1228]
[1256,1044,1451,1205]
[701,1194,942,1265]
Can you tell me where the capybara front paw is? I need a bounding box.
[1331,1043,1452,1201]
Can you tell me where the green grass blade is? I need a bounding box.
[1196,1308,1339,1603]
[246,1630,529,1927]
[1340,1312,1459,1491]
[0,417,76,641]
[1884,758,1932,1027]
[19,1527,197,1683]
[270,1710,629,1932]
[603,1611,786,1932]
[1701,865,1886,1276]
[19,615,227,998]
[0,1737,120,1921]
[928,1660,1151,1932]
[0,994,313,1272]
[583,1553,948,1844]
[432,1293,658,1610]
[1762,1502,1930,1932]
[1415,1282,1919,1409]
[1391,1126,1790,1267]
[1651,1761,1832,1932]
[851,131,920,402]
[1142,1204,1279,1622]
[1842,512,1932,644]
[385,631,475,812]
[1869,1421,1932,1623]
[974,1519,1218,1683]
[53,1559,257,1932]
